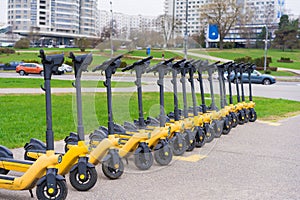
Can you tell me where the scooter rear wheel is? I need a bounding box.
[36,178,68,200]
[102,158,124,180]
[134,151,153,170]
[69,166,97,191]
[154,144,173,166]
[249,109,257,122]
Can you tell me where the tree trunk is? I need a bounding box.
[219,40,224,50]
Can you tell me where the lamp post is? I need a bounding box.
[110,1,114,58]
[184,0,188,59]
[263,25,268,72]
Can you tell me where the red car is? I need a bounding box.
[16,63,44,76]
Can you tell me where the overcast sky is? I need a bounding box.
[0,0,299,24]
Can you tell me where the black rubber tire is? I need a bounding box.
[231,113,238,128]
[238,111,245,125]
[213,120,223,138]
[185,130,196,152]
[205,124,215,143]
[40,70,44,76]
[249,109,257,122]
[222,117,231,135]
[36,178,68,200]
[195,127,206,148]
[69,166,97,191]
[154,144,173,166]
[263,78,271,85]
[134,151,153,170]
[19,70,25,76]
[171,134,187,156]
[102,158,124,180]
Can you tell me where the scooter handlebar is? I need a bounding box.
[39,49,64,80]
[145,57,174,73]
[92,55,123,72]
[69,52,93,72]
[121,56,153,72]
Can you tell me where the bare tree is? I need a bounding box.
[200,0,242,49]
[238,6,256,48]
[156,14,173,48]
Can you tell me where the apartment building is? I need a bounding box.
[99,10,158,40]
[7,0,99,45]
[164,0,284,37]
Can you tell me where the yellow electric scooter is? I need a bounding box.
[23,52,98,191]
[0,50,67,199]
[92,55,154,170]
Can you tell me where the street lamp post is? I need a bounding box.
[264,25,268,72]
[184,0,188,59]
[110,1,114,58]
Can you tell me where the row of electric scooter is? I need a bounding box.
[0,50,256,199]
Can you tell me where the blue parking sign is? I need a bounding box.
[208,24,219,40]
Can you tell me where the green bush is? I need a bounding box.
[280,57,290,61]
[64,60,73,66]
[0,47,15,54]
[21,59,40,64]
[119,61,127,68]
[234,56,272,67]
[14,38,30,49]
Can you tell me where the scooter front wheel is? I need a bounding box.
[154,144,173,166]
[102,158,124,180]
[171,133,186,156]
[185,130,196,152]
[69,166,97,191]
[195,127,206,148]
[36,178,68,200]
[205,123,215,143]
[134,151,153,170]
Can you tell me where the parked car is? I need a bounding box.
[229,70,276,85]
[0,61,24,70]
[59,64,73,73]
[16,63,44,76]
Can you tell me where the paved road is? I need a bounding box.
[1,115,299,199]
[1,72,300,101]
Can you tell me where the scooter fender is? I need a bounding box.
[0,145,13,159]
[153,139,167,151]
[70,157,94,181]
[170,132,184,146]
[196,126,205,141]
[135,142,150,153]
[37,168,65,196]
[102,149,120,168]
[24,138,46,151]
[224,117,230,129]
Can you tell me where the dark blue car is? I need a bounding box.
[229,70,276,85]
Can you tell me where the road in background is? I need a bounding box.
[1,72,300,101]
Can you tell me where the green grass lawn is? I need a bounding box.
[257,70,296,76]
[0,78,136,88]
[189,48,300,70]
[1,92,300,148]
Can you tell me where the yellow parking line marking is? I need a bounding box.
[257,120,281,126]
[174,154,207,162]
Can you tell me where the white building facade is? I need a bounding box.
[7,0,99,45]
[164,0,285,38]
